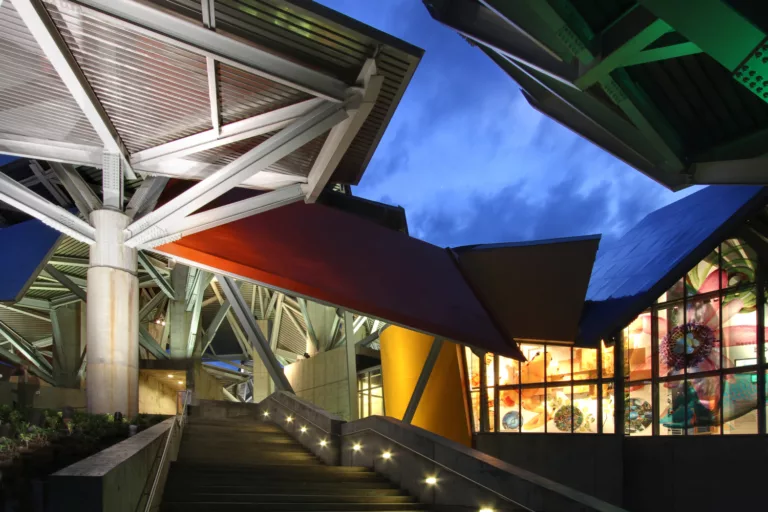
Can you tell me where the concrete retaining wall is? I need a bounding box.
[283,347,351,420]
[48,418,174,512]
[475,433,623,506]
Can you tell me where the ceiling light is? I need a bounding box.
[161,320,166,326]
[263,410,270,417]
[382,451,392,460]
[286,416,293,423]
[319,439,327,447]
[352,443,361,451]
[300,426,307,433]
[178,381,183,385]
[479,508,494,512]
[425,476,438,486]
[167,374,173,378]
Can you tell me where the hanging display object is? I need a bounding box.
[661,322,715,371]
[624,397,653,434]
[554,405,584,432]
[502,411,520,430]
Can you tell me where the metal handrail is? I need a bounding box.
[143,390,192,512]
[350,426,535,512]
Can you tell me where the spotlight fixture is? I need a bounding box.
[352,443,361,452]
[319,439,328,447]
[425,476,438,486]
[300,426,307,434]
[286,416,293,423]
[381,451,392,460]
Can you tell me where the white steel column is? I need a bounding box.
[87,210,139,416]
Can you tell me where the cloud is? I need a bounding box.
[317,1,694,249]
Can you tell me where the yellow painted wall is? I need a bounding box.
[380,326,471,446]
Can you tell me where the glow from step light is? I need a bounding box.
[425,476,438,486]
[319,439,328,447]
[352,443,361,452]
[381,451,392,460]
[263,410,270,417]
[300,426,307,434]
[286,416,294,423]
[479,508,494,512]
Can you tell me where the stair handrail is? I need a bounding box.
[349,425,535,512]
[142,389,192,512]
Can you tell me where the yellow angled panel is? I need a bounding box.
[380,326,471,446]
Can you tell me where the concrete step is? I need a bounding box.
[160,503,429,511]
[164,484,401,494]
[162,494,417,504]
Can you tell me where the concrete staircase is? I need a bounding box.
[161,413,429,511]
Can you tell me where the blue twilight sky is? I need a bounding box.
[318,0,698,248]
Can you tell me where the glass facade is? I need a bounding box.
[357,366,384,418]
[466,238,767,436]
[466,343,609,433]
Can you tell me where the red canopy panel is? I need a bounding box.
[155,188,523,360]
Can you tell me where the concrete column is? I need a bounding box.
[51,303,83,388]
[169,265,189,359]
[87,210,139,417]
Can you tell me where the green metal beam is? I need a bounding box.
[644,0,768,103]
[575,18,672,89]
[624,42,702,66]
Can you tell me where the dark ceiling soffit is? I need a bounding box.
[577,187,768,346]
[445,248,525,361]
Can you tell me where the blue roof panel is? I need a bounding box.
[579,185,765,345]
[0,218,60,302]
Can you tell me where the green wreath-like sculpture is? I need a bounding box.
[625,397,653,433]
[553,405,583,432]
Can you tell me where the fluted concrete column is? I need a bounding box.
[87,210,139,416]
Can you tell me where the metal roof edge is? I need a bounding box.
[577,186,768,346]
[452,233,602,253]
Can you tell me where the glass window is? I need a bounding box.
[520,344,546,384]
[722,289,757,369]
[487,388,496,432]
[626,381,653,436]
[573,382,598,433]
[499,389,520,432]
[721,238,756,287]
[484,352,495,388]
[658,304,684,377]
[357,367,384,419]
[659,379,686,436]
[498,356,519,386]
[686,247,720,296]
[685,296,721,373]
[547,386,572,433]
[625,312,652,381]
[573,347,598,380]
[723,371,758,435]
[602,383,615,434]
[601,340,614,378]
[466,347,480,390]
[470,391,480,432]
[546,346,571,382]
[659,277,684,303]
[520,387,546,432]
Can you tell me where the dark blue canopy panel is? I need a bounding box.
[0,218,60,302]
[579,185,766,346]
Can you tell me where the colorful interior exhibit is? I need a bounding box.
[465,186,768,439]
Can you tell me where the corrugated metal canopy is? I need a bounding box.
[579,185,766,346]
[0,0,422,188]
[153,182,524,360]
[453,235,600,344]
